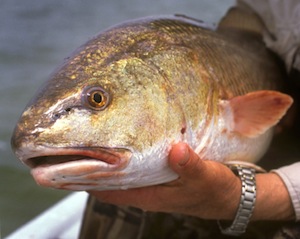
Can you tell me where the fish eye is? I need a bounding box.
[82,86,110,110]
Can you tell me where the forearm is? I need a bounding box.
[251,172,295,220]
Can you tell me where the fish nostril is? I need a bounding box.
[52,107,72,120]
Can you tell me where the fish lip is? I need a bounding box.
[16,146,133,190]
[17,146,132,169]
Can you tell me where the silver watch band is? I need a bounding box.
[218,165,256,236]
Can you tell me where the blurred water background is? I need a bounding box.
[0,0,234,237]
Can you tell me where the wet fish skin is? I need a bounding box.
[11,13,292,191]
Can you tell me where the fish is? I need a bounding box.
[11,7,293,192]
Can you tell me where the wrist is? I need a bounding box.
[221,173,242,220]
[202,161,242,220]
[218,165,257,236]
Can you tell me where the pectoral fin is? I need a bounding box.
[220,90,293,138]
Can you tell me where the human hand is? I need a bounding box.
[89,143,242,220]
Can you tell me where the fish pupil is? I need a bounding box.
[93,92,102,104]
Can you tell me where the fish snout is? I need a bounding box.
[11,118,44,163]
[11,128,30,163]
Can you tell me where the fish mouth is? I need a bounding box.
[17,146,132,190]
[25,147,128,168]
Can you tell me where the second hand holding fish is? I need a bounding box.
[89,142,295,221]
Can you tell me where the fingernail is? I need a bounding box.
[178,145,190,166]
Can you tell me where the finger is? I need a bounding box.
[168,142,190,166]
[168,143,206,179]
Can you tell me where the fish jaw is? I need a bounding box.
[15,145,134,191]
[13,141,179,191]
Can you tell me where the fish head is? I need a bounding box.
[11,26,183,190]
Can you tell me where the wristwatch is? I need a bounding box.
[218,164,256,236]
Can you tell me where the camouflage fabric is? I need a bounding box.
[78,196,300,239]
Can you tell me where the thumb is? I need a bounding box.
[168,143,206,179]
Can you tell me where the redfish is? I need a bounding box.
[11,10,292,191]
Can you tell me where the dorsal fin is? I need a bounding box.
[217,4,265,36]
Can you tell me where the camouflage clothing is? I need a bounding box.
[79,196,300,239]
